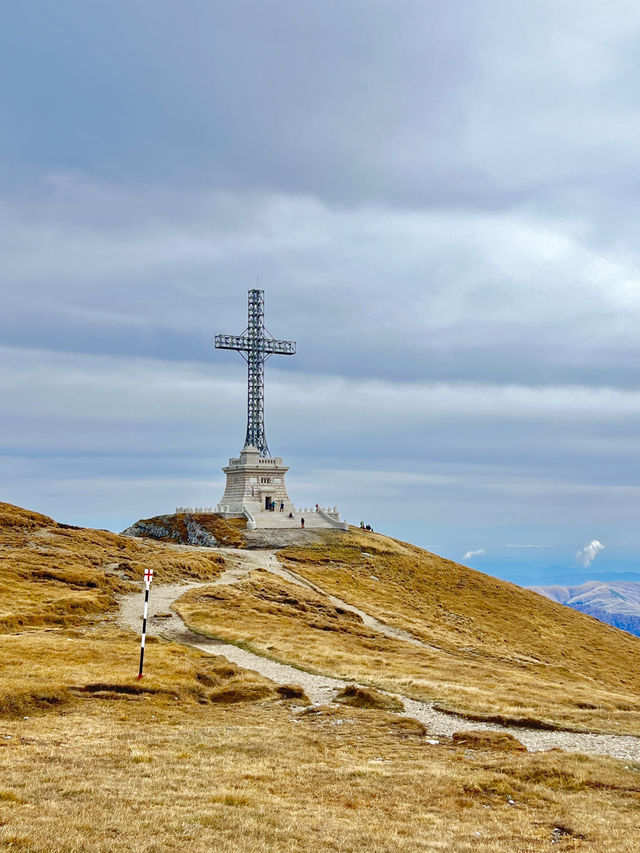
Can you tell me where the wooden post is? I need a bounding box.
[137,568,153,678]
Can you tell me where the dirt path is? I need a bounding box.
[117,548,640,761]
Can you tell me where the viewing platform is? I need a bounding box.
[174,504,348,532]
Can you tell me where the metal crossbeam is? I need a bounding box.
[215,289,295,457]
[215,334,296,355]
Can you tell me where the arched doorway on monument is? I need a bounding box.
[265,495,273,511]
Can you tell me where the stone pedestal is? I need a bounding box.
[215,444,294,518]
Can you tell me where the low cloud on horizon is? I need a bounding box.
[576,540,606,568]
[462,548,487,562]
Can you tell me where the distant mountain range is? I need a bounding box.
[531,581,640,637]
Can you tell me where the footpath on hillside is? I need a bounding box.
[117,547,640,762]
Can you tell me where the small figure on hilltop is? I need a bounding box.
[300,517,305,528]
[360,521,365,529]
[315,503,319,512]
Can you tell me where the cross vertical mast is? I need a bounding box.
[247,289,266,453]
[215,289,296,458]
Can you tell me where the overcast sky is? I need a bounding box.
[2,1,640,583]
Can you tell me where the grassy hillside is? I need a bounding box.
[0,502,237,716]
[180,528,640,734]
[2,503,640,851]
[0,503,229,633]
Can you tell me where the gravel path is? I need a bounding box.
[117,549,640,760]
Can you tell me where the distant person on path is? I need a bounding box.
[280,501,284,512]
[315,503,319,512]
[288,512,294,519]
[300,518,305,528]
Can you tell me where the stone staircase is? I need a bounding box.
[252,508,345,530]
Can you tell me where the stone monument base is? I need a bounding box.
[213,444,293,520]
[177,443,348,531]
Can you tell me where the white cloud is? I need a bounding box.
[575,539,606,567]
[462,548,486,561]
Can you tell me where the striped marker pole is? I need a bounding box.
[137,568,153,679]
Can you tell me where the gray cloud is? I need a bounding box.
[2,0,640,218]
[1,3,640,577]
[2,182,640,392]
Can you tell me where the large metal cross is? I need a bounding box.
[215,289,296,458]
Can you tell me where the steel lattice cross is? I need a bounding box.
[215,289,296,457]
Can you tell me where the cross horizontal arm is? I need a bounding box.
[264,339,296,355]
[215,334,296,355]
[215,334,248,352]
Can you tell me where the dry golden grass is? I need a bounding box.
[0,502,226,633]
[177,533,640,734]
[1,698,640,852]
[2,502,640,851]
[0,625,279,718]
[451,730,527,752]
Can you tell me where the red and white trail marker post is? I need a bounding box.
[137,568,154,679]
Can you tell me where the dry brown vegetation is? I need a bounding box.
[0,501,237,717]
[335,684,404,711]
[0,502,226,633]
[3,502,640,850]
[0,626,278,718]
[178,531,640,734]
[2,699,640,852]
[452,730,527,752]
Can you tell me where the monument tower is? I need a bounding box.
[213,289,296,521]
[212,288,347,531]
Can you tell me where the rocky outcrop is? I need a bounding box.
[123,513,349,550]
[122,513,246,548]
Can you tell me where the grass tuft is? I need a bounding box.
[452,730,527,752]
[335,684,404,712]
[275,684,311,703]
[208,684,274,704]
[388,717,429,737]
